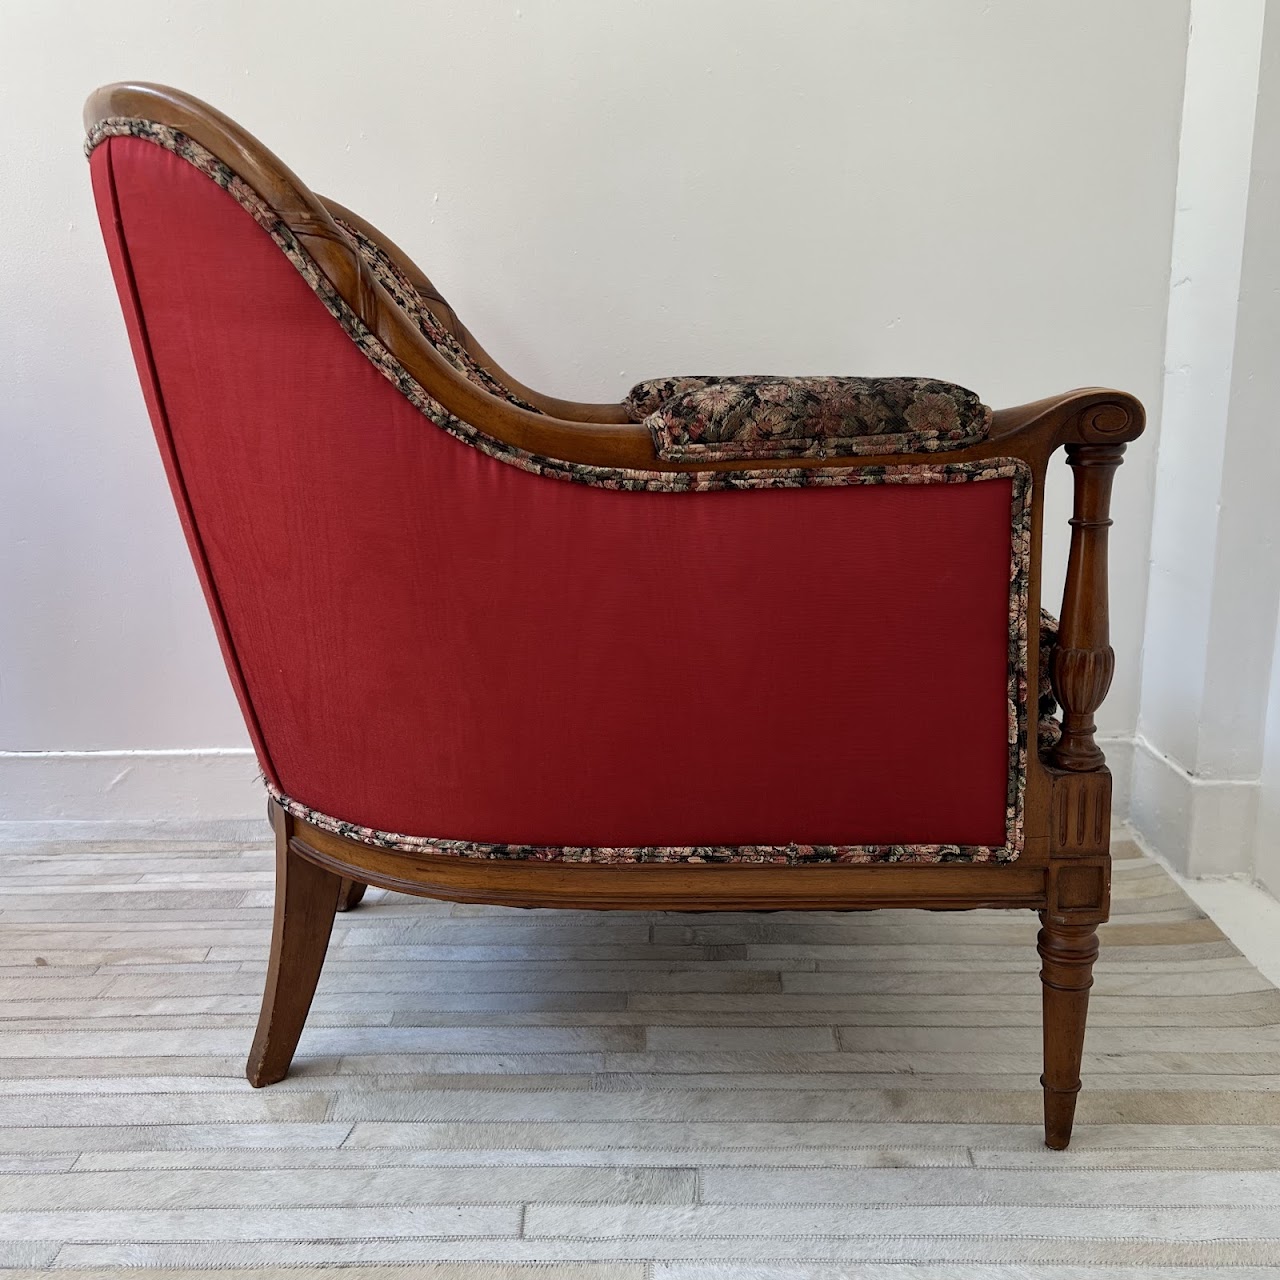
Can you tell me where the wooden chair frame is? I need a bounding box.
[86,83,1144,1150]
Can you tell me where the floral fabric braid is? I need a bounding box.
[1038,609,1062,750]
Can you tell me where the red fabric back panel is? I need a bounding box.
[93,136,1014,848]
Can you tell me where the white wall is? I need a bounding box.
[1244,7,1280,896]
[0,0,1191,829]
[1131,0,1280,878]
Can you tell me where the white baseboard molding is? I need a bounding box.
[1127,734,1259,877]
[1,739,1143,848]
[0,749,267,843]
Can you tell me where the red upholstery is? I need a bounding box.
[92,136,1015,849]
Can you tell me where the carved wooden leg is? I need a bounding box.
[336,878,367,912]
[246,807,343,1087]
[1037,913,1100,1149]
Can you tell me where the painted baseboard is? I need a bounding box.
[1,740,1142,847]
[0,749,266,843]
[1127,734,1260,877]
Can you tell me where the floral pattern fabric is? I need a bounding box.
[627,376,727,420]
[1039,609,1062,750]
[88,117,1034,864]
[332,217,543,414]
[631,375,992,461]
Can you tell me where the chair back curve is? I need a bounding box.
[88,85,1051,864]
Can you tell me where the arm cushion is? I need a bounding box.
[629,375,992,461]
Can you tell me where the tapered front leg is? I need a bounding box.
[246,804,343,1087]
[1037,913,1100,1149]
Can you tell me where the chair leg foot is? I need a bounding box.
[1037,912,1099,1151]
[1042,1082,1081,1151]
[246,814,342,1088]
[336,877,367,912]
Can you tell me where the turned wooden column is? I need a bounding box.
[1051,441,1125,772]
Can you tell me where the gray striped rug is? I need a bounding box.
[1,832,1278,1277]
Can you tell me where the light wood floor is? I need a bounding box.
[1,833,1278,1276]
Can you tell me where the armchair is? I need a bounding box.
[86,83,1143,1149]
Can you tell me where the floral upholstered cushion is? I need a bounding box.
[630,375,991,462]
[627,376,729,421]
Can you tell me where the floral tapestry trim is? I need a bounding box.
[632,375,993,461]
[87,118,1032,864]
[87,120,1004,495]
[1038,609,1062,751]
[269,456,1032,865]
[331,216,543,414]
